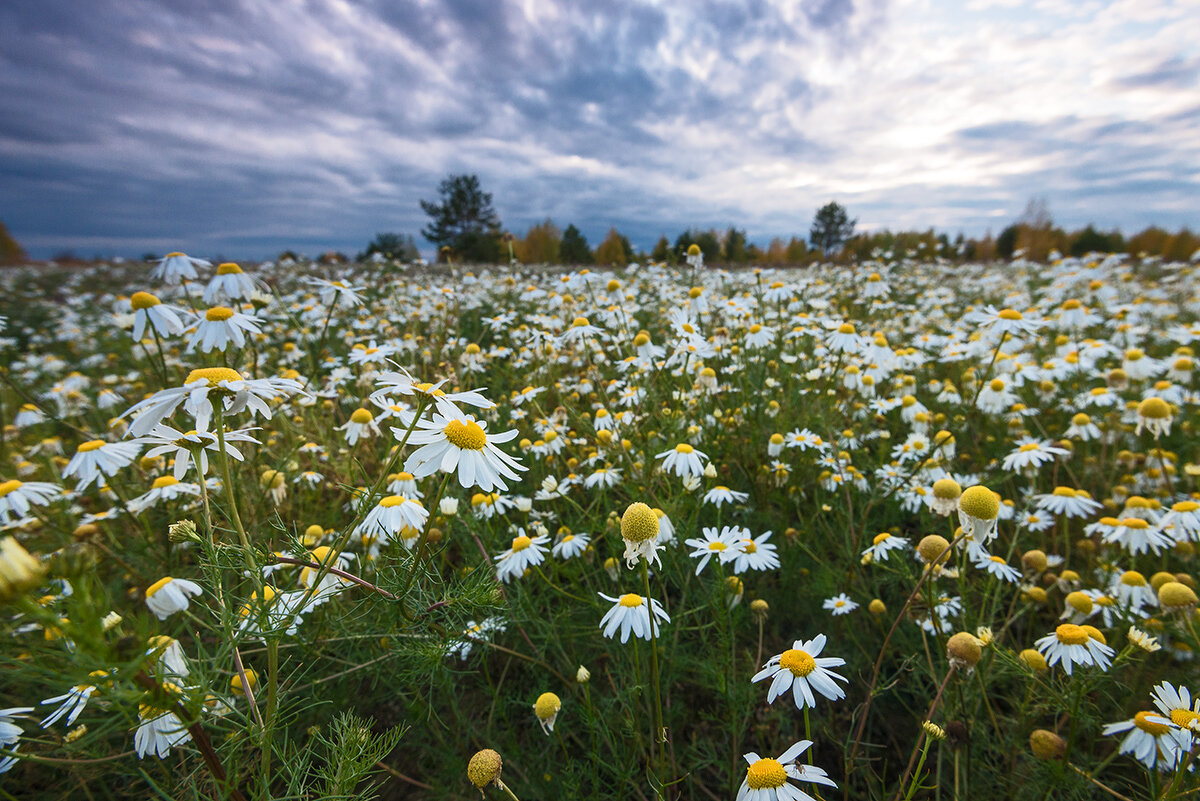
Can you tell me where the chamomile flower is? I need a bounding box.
[552,532,590,560]
[704,485,749,508]
[135,686,192,759]
[356,496,428,541]
[128,292,187,341]
[973,305,1045,337]
[187,306,262,353]
[0,479,62,524]
[39,681,99,728]
[737,740,837,801]
[685,526,741,575]
[752,634,848,710]
[494,530,550,583]
[1136,397,1173,438]
[597,592,669,643]
[957,485,1000,544]
[1103,518,1172,556]
[303,277,366,306]
[861,532,909,563]
[731,531,780,574]
[144,576,204,620]
[202,263,260,304]
[1001,438,1068,473]
[137,424,259,481]
[656,443,709,479]
[370,367,495,419]
[1102,711,1190,770]
[823,594,858,615]
[1161,501,1200,543]
[1034,624,1115,675]
[336,408,380,446]
[128,476,201,513]
[151,252,209,284]
[396,411,525,493]
[118,368,305,437]
[61,439,141,491]
[1150,682,1200,733]
[1033,487,1102,518]
[974,554,1022,583]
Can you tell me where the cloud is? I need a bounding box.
[0,0,1196,259]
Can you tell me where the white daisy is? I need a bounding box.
[1034,624,1115,675]
[137,424,259,481]
[201,263,260,304]
[684,526,741,575]
[731,531,780,574]
[395,411,525,493]
[704,485,750,508]
[1102,711,1190,771]
[118,368,305,437]
[656,443,709,479]
[128,476,201,513]
[823,594,859,616]
[151,252,209,284]
[494,530,550,583]
[737,740,837,801]
[61,439,141,491]
[128,292,187,341]
[187,306,262,353]
[552,532,590,560]
[135,691,192,759]
[597,592,670,644]
[0,479,61,524]
[752,633,848,710]
[356,496,429,542]
[861,532,909,563]
[39,682,98,728]
[144,576,204,620]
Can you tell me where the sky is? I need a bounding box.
[1,0,1197,260]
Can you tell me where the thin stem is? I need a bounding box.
[642,559,666,776]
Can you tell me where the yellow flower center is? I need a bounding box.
[511,536,532,552]
[572,317,590,327]
[1055,624,1089,645]
[708,541,727,552]
[185,367,244,386]
[216,262,243,275]
[837,323,855,334]
[350,408,374,424]
[1120,570,1147,586]
[998,308,1023,320]
[619,593,644,608]
[77,440,107,453]
[444,419,487,450]
[873,532,891,545]
[534,692,561,719]
[145,577,173,598]
[746,757,788,789]
[379,495,413,508]
[151,476,179,489]
[1134,711,1171,736]
[620,502,660,543]
[1138,397,1171,419]
[780,648,816,676]
[674,443,694,454]
[130,291,161,310]
[1170,709,1200,729]
[205,306,235,322]
[959,485,1000,520]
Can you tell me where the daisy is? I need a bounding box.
[336,408,380,445]
[752,634,848,710]
[1033,487,1102,518]
[972,305,1045,337]
[370,367,495,419]
[128,476,201,513]
[731,531,780,574]
[1034,624,1115,675]
[957,485,1000,545]
[395,411,525,493]
[1112,570,1156,611]
[39,681,99,728]
[446,617,507,660]
[1151,682,1200,734]
[118,368,305,437]
[0,479,61,524]
[202,262,260,304]
[494,530,550,583]
[1161,501,1200,543]
[861,532,910,563]
[151,252,210,284]
[129,292,188,341]
[61,439,141,491]
[303,276,366,306]
[737,740,837,801]
[137,424,259,481]
[684,526,741,575]
[551,532,590,560]
[825,322,862,354]
[974,554,1022,583]
[386,471,421,498]
[597,592,670,644]
[1102,711,1190,771]
[356,496,429,541]
[146,635,189,678]
[823,594,859,615]
[1001,438,1068,473]
[1136,397,1173,438]
[704,485,749,508]
[656,443,708,479]
[144,576,204,620]
[533,692,561,735]
[187,306,262,353]
[1103,518,1172,556]
[135,687,192,759]
[584,467,622,490]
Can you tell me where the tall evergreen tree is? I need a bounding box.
[809,202,856,256]
[559,224,593,264]
[419,174,502,263]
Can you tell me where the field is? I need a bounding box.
[1,252,1199,801]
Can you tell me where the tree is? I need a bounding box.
[0,220,27,264]
[594,228,630,266]
[995,225,1019,260]
[559,224,593,264]
[1068,225,1120,257]
[515,219,562,264]
[723,227,748,262]
[358,232,419,262]
[673,229,721,262]
[651,235,674,264]
[785,237,809,263]
[809,202,856,256]
[419,174,502,263]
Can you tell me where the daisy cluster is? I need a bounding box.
[0,247,1198,799]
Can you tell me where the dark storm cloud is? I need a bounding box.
[0,0,1196,259]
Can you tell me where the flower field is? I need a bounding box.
[1,252,1199,800]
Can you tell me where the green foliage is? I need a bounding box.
[559,223,593,264]
[0,220,26,264]
[722,227,748,262]
[809,201,856,256]
[357,232,420,262]
[419,174,503,263]
[673,228,721,261]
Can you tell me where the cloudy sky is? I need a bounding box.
[1,0,1197,260]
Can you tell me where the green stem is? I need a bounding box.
[642,559,666,778]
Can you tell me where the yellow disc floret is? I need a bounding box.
[444,419,487,450]
[779,648,816,676]
[959,485,1000,520]
[620,502,660,544]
